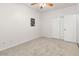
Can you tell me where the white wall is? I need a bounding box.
[0,3,41,51]
[41,5,78,41]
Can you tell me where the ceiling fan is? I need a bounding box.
[31,3,54,9]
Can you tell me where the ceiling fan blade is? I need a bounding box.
[31,3,37,5]
[47,3,54,7]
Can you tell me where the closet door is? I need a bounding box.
[52,17,64,39]
[64,14,76,42]
[52,17,60,39]
[59,16,64,40]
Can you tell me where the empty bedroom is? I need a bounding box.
[0,3,79,56]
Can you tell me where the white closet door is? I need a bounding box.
[52,17,60,39]
[59,16,64,40]
[64,14,76,42]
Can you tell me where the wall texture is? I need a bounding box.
[0,3,41,51]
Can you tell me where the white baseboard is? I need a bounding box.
[0,36,41,51]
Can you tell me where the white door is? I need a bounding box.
[59,16,64,40]
[52,17,60,39]
[64,14,76,42]
[52,17,64,39]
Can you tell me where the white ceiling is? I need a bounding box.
[24,3,77,12]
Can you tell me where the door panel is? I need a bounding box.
[59,16,64,39]
[52,18,60,39]
[64,14,76,42]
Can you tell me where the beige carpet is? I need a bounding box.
[0,37,79,56]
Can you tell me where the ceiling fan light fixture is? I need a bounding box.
[31,3,54,9]
[39,3,46,8]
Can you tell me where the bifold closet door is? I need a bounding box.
[64,14,76,42]
[52,17,60,39]
[59,16,64,40]
[51,17,64,39]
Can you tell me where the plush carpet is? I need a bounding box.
[0,37,79,56]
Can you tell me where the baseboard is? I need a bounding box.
[40,36,77,44]
[0,36,41,51]
[40,36,64,40]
